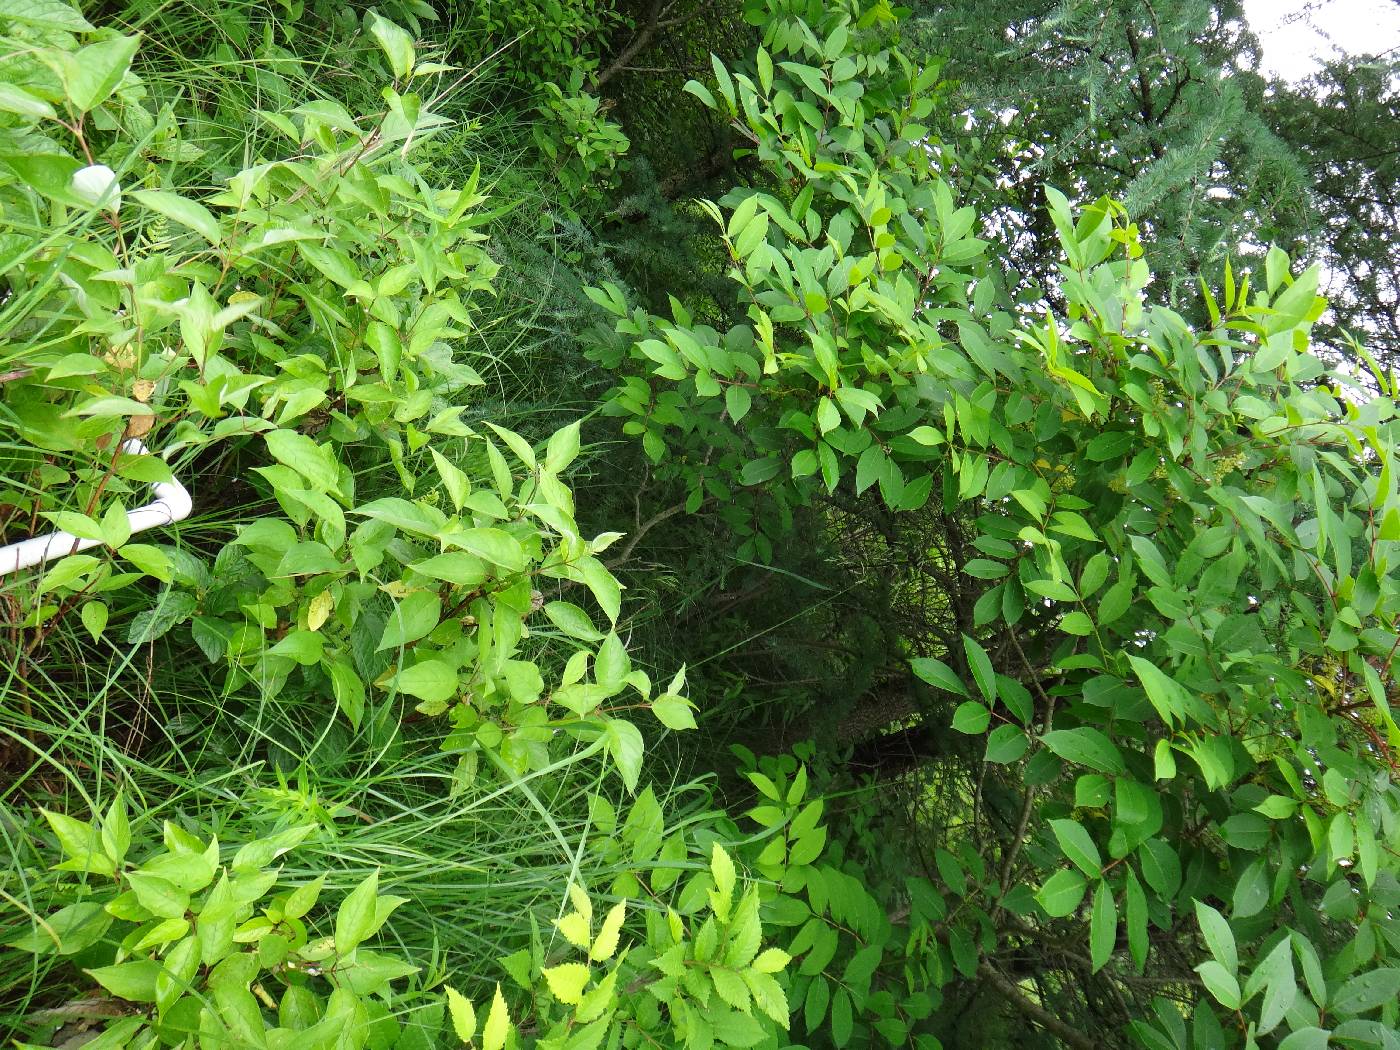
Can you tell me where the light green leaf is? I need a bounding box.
[590,901,625,962]
[482,983,509,1050]
[554,911,591,950]
[86,960,161,1003]
[542,962,591,1005]
[604,719,644,792]
[1195,960,1240,1009]
[264,430,338,492]
[391,660,458,703]
[711,843,736,912]
[452,528,525,572]
[377,591,442,651]
[62,34,140,113]
[335,869,379,956]
[1127,655,1189,726]
[368,12,415,79]
[446,987,476,1043]
[544,420,582,473]
[130,190,221,245]
[0,82,55,120]
[652,694,697,731]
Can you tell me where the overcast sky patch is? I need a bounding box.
[1244,0,1400,81]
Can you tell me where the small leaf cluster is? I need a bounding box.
[13,798,423,1050]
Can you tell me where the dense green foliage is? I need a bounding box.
[1,1,1397,1049]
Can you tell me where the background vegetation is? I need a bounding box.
[1,1,1397,1048]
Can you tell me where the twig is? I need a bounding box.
[605,501,688,569]
[978,962,1098,1050]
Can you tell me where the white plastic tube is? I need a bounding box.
[0,439,192,577]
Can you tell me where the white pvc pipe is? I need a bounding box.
[0,439,192,577]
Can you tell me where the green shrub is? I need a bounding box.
[586,0,1400,1044]
[0,9,803,1049]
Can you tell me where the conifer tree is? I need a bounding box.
[909,1,1316,306]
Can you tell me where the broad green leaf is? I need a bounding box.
[1041,728,1125,773]
[1331,968,1400,1015]
[86,960,162,1002]
[130,190,221,245]
[911,657,965,695]
[1050,819,1102,877]
[265,430,338,492]
[284,875,325,921]
[1036,868,1087,917]
[1278,1031,1331,1050]
[0,82,55,119]
[652,694,697,730]
[579,557,621,623]
[1127,656,1188,726]
[454,528,526,572]
[368,12,415,79]
[1090,880,1116,972]
[6,902,111,955]
[1194,900,1237,974]
[125,872,188,919]
[604,719,644,792]
[951,701,990,734]
[1195,960,1241,1009]
[62,34,140,112]
[962,634,996,701]
[377,591,442,651]
[544,420,582,473]
[335,869,379,956]
[554,911,590,950]
[392,660,458,703]
[985,724,1028,763]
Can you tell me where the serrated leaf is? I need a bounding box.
[590,901,625,961]
[446,987,476,1042]
[542,963,591,1005]
[482,983,509,1050]
[555,911,591,950]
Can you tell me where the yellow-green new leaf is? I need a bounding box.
[752,948,790,973]
[554,911,591,950]
[590,901,626,962]
[445,987,476,1043]
[567,882,593,923]
[542,962,590,1005]
[482,983,509,1050]
[709,842,737,920]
